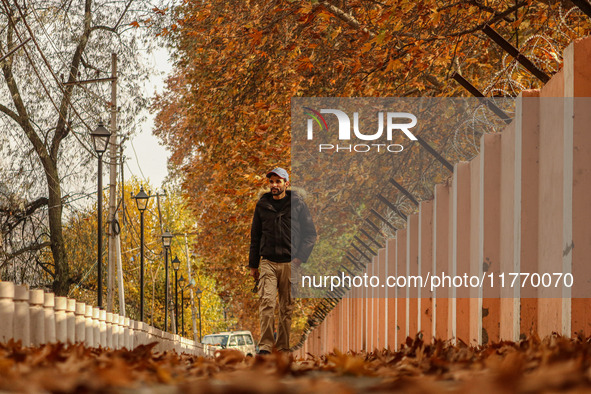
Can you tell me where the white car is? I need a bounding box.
[202,330,256,357]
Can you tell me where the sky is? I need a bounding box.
[123,46,173,191]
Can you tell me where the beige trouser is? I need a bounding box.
[258,259,293,352]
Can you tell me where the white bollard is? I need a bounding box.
[146,325,151,344]
[153,328,162,353]
[106,312,113,349]
[117,315,125,349]
[111,314,118,349]
[170,333,176,352]
[147,325,154,345]
[85,305,94,347]
[43,292,56,343]
[75,302,86,343]
[54,297,67,343]
[100,310,107,347]
[140,322,148,346]
[29,289,45,346]
[66,299,76,344]
[94,308,102,347]
[175,334,181,354]
[164,332,171,352]
[0,282,15,344]
[124,318,131,349]
[13,284,30,347]
[133,321,141,348]
[112,314,119,349]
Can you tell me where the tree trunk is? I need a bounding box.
[45,163,69,295]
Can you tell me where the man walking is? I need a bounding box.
[249,167,317,354]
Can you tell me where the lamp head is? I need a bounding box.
[172,256,180,271]
[90,121,111,154]
[133,186,150,212]
[161,230,173,248]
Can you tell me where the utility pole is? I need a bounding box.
[117,138,126,315]
[107,53,118,312]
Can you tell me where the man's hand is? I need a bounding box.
[250,268,260,281]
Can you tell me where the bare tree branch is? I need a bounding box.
[1,240,51,261]
[0,102,21,125]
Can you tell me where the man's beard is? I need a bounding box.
[271,187,284,194]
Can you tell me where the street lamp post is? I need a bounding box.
[90,122,111,309]
[179,275,186,337]
[172,256,180,335]
[161,230,173,331]
[132,186,150,321]
[196,288,202,342]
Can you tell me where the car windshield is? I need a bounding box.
[202,335,228,346]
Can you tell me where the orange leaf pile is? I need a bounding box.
[2,334,591,393]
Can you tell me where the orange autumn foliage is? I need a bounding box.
[151,0,591,342]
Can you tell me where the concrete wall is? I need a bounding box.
[0,281,203,356]
[294,35,591,357]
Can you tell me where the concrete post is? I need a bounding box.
[54,296,68,343]
[29,289,45,346]
[44,292,56,343]
[133,321,141,349]
[500,120,517,341]
[372,254,378,350]
[143,324,150,347]
[0,282,15,344]
[453,162,471,345]
[84,305,94,346]
[433,183,450,340]
[478,133,503,345]
[112,314,120,349]
[124,317,131,349]
[106,312,113,349]
[537,69,564,337]
[396,229,407,349]
[148,326,154,348]
[355,286,361,352]
[92,307,100,347]
[174,334,180,354]
[75,303,86,343]
[341,297,348,352]
[563,39,591,337]
[360,283,364,352]
[407,214,419,340]
[118,315,125,349]
[164,331,171,352]
[377,248,386,350]
[134,321,142,348]
[369,256,375,351]
[99,309,107,347]
[512,90,540,340]
[13,285,30,346]
[386,238,397,350]
[469,155,481,346]
[154,328,163,352]
[419,200,434,343]
[112,314,119,349]
[66,299,76,344]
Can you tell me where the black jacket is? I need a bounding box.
[249,190,317,269]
